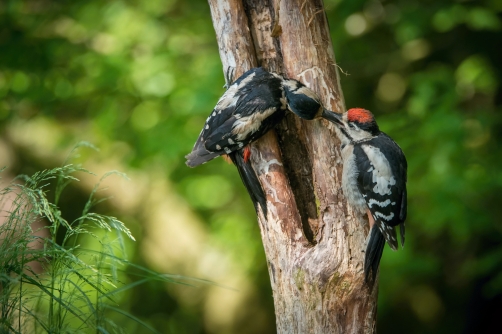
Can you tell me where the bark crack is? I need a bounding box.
[276,115,318,245]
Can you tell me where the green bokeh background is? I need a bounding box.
[1,0,501,333]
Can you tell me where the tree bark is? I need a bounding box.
[207,1,378,333]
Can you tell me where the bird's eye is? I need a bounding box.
[348,123,354,128]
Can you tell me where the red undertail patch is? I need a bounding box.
[243,146,251,163]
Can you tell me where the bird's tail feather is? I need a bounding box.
[185,150,221,168]
[230,150,268,217]
[400,222,405,248]
[364,224,386,286]
[374,219,398,251]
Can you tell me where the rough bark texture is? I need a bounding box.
[208,0,378,333]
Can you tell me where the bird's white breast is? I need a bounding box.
[341,144,367,214]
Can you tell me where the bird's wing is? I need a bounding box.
[186,68,284,167]
[354,134,407,249]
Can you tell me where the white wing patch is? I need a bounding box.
[216,72,256,110]
[368,198,395,208]
[362,145,396,195]
[375,211,395,221]
[231,107,276,140]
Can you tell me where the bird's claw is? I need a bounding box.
[223,66,236,89]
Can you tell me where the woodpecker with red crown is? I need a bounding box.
[186,67,325,216]
[186,68,407,284]
[322,108,408,285]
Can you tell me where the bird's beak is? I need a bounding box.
[321,109,343,125]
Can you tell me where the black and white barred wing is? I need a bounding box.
[355,133,407,250]
[185,68,284,167]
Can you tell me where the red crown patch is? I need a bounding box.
[347,108,374,123]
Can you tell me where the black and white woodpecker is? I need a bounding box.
[185,67,325,216]
[186,67,407,283]
[322,108,408,284]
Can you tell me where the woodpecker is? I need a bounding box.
[322,108,407,285]
[185,68,285,216]
[185,67,325,216]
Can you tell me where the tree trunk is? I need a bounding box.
[207,1,378,333]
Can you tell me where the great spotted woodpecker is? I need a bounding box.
[322,108,407,284]
[185,67,324,216]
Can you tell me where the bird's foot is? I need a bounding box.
[223,66,236,89]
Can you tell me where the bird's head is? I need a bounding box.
[321,108,380,142]
[282,79,323,120]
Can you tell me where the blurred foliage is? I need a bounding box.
[0,160,165,333]
[0,0,501,333]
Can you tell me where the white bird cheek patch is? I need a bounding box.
[294,86,320,102]
[362,145,396,196]
[349,123,373,142]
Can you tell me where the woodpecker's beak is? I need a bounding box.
[321,109,343,125]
